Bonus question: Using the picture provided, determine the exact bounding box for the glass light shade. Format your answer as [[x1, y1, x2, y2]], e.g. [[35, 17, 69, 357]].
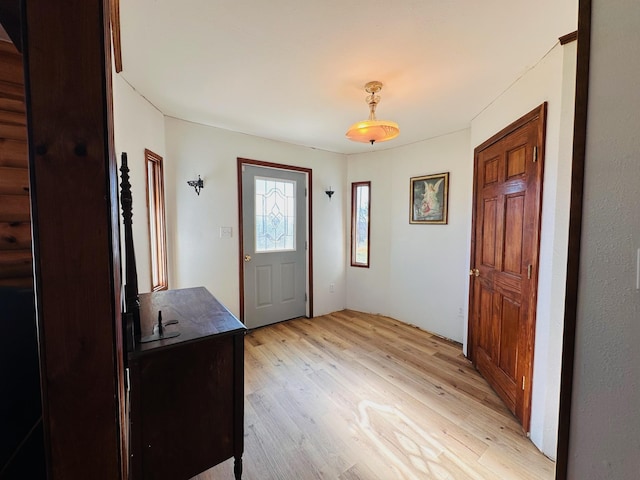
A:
[[345, 119, 400, 144]]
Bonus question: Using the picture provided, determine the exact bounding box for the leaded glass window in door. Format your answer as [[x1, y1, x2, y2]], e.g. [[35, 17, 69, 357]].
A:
[[255, 176, 296, 252]]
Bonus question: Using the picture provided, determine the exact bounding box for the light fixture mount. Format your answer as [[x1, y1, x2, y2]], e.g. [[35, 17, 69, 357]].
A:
[[187, 175, 204, 195], [364, 80, 383, 95], [346, 81, 400, 145], [325, 186, 335, 200]]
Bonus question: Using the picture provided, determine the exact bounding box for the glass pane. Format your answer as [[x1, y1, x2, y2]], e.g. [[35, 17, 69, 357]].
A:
[[255, 176, 296, 252], [352, 182, 370, 267], [145, 149, 168, 291], [147, 161, 159, 283]]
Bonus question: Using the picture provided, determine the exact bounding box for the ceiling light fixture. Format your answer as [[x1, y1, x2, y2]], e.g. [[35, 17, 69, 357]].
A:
[[346, 81, 400, 145]]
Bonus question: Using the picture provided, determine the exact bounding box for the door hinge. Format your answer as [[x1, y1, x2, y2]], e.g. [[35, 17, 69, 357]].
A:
[[305, 187, 307, 197], [305, 292, 308, 302], [305, 241, 308, 251], [527, 264, 532, 279], [125, 367, 130, 392], [522, 376, 526, 390], [533, 146, 538, 163]]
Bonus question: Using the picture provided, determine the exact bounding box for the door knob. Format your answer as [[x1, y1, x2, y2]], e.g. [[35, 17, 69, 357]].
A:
[[469, 268, 480, 277], [244, 255, 252, 262]]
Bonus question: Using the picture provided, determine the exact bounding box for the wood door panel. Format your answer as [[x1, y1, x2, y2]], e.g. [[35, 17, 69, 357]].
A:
[[502, 180, 528, 197], [494, 272, 522, 298], [503, 194, 525, 274], [483, 156, 500, 185], [481, 198, 498, 267], [478, 285, 494, 354], [469, 104, 546, 431], [506, 145, 527, 179], [498, 297, 521, 379], [477, 348, 516, 410]]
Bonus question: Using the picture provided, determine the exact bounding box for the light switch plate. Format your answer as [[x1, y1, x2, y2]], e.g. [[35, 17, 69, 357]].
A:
[[220, 227, 232, 239], [636, 248, 640, 290]]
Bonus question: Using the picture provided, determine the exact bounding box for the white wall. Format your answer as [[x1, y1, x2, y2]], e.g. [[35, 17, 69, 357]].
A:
[[346, 130, 472, 342], [539, 39, 577, 459], [468, 41, 576, 458], [112, 74, 166, 294], [568, 1, 640, 478], [163, 117, 347, 318], [345, 151, 393, 316]]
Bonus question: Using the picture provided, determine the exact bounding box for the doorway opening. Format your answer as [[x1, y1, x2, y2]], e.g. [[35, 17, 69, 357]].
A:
[[237, 158, 313, 328]]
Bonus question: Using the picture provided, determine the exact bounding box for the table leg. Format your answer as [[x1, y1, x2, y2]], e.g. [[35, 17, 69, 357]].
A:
[[234, 456, 243, 479]]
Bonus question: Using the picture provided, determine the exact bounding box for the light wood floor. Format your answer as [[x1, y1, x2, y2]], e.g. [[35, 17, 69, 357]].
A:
[[195, 310, 554, 480]]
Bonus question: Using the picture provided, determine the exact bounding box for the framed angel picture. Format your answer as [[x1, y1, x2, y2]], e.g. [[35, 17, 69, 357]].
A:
[[409, 172, 449, 224]]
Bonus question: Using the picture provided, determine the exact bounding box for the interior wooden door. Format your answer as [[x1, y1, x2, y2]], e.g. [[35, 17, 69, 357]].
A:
[[468, 104, 546, 431]]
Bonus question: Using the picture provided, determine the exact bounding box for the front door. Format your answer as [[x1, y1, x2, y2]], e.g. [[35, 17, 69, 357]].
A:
[[468, 104, 546, 431], [241, 164, 307, 329]]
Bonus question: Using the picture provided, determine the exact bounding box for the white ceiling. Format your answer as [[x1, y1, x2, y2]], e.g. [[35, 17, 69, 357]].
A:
[[119, 1, 578, 155]]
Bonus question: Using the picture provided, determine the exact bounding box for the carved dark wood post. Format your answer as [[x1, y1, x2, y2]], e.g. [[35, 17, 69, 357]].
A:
[[120, 152, 140, 345]]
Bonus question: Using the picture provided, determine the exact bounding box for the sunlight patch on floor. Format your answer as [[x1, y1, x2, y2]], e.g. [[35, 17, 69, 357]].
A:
[[356, 399, 489, 480]]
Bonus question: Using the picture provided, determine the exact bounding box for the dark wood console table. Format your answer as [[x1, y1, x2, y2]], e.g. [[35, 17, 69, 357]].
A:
[[128, 287, 246, 480]]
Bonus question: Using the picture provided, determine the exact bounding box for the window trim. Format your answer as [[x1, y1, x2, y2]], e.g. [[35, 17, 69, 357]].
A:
[[350, 181, 371, 268], [145, 149, 168, 291]]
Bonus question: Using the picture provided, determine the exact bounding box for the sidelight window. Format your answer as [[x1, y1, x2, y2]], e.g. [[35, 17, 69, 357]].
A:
[[145, 149, 168, 291], [351, 181, 371, 267]]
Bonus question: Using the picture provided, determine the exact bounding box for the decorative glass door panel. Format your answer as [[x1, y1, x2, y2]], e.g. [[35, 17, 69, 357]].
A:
[[254, 177, 296, 252]]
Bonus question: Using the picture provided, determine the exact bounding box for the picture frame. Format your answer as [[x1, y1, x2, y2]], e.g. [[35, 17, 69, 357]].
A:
[[409, 172, 449, 224]]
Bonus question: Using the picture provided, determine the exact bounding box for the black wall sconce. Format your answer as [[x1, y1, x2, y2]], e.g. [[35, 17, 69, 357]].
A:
[[325, 186, 335, 200], [187, 175, 204, 195]]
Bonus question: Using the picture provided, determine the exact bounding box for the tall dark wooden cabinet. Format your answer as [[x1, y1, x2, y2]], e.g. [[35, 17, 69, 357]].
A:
[[128, 287, 246, 480]]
